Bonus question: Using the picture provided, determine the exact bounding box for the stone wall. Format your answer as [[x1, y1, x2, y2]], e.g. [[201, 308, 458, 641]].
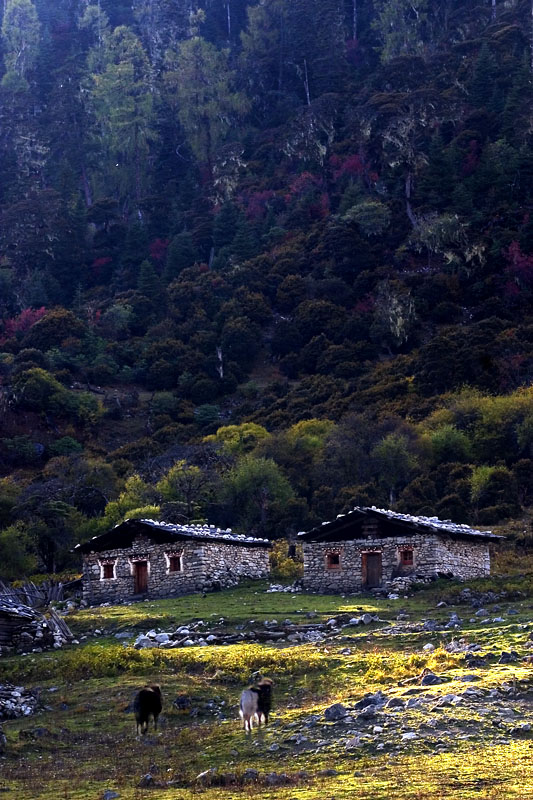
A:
[[82, 534, 270, 604], [201, 541, 270, 588], [302, 533, 490, 593], [434, 535, 490, 579]]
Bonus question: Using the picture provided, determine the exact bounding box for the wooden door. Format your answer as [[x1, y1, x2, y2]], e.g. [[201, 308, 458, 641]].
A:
[[134, 561, 148, 594], [362, 552, 382, 588]]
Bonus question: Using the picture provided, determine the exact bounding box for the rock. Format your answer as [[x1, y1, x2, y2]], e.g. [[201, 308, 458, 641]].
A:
[[265, 773, 288, 786], [499, 651, 519, 664], [436, 694, 462, 707], [137, 774, 154, 788], [318, 769, 338, 777], [196, 769, 217, 785], [346, 736, 362, 749], [421, 672, 444, 686], [423, 643, 435, 651], [423, 620, 439, 631], [102, 792, 120, 800], [475, 609, 489, 617], [386, 697, 405, 709], [492, 617, 505, 623], [510, 723, 532, 736], [324, 703, 347, 721], [401, 732, 417, 741], [357, 705, 377, 720], [388, 593, 400, 600], [361, 613, 374, 625], [154, 633, 170, 644], [268, 743, 280, 752], [242, 769, 259, 782], [114, 633, 130, 640], [134, 636, 156, 649]]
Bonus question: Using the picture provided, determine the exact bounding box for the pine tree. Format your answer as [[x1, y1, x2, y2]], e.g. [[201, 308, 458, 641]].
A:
[[164, 231, 197, 282], [469, 42, 498, 108], [163, 35, 249, 172], [1, 0, 40, 85], [137, 258, 162, 303], [85, 24, 157, 212], [373, 0, 428, 63], [213, 202, 240, 250]]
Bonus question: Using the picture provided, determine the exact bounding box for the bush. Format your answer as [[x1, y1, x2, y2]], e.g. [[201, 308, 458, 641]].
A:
[[269, 539, 303, 580]]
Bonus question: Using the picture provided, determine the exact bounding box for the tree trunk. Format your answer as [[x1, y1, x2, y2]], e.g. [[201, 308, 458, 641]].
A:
[[303, 58, 311, 106], [405, 172, 418, 228]]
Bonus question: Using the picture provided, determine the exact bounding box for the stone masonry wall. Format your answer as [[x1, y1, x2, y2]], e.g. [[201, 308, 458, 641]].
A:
[[82, 534, 270, 604], [302, 533, 490, 593], [434, 536, 490, 579], [201, 542, 270, 588]]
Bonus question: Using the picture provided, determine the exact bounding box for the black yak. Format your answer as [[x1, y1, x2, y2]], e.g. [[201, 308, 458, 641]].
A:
[[133, 684, 162, 735], [239, 677, 273, 733]]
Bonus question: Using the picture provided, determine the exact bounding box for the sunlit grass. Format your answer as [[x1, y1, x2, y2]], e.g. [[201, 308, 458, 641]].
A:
[[2, 579, 533, 799]]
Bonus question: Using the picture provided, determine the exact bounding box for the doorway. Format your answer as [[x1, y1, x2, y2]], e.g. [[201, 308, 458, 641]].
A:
[[362, 552, 382, 588], [134, 561, 148, 594]]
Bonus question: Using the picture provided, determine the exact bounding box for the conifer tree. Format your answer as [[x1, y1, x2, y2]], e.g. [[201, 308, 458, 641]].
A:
[[373, 0, 428, 63], [164, 231, 197, 282], [468, 42, 498, 108], [86, 24, 157, 212], [1, 0, 40, 85], [164, 35, 249, 172]]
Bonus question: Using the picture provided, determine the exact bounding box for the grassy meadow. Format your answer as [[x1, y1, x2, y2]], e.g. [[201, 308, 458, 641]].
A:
[[1, 570, 533, 799]]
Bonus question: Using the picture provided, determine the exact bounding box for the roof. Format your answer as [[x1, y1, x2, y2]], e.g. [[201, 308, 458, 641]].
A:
[[75, 518, 271, 554], [298, 506, 503, 543], [0, 597, 42, 621]]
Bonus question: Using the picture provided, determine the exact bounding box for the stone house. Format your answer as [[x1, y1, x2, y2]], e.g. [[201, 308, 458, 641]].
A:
[[298, 506, 502, 594], [76, 518, 271, 605]]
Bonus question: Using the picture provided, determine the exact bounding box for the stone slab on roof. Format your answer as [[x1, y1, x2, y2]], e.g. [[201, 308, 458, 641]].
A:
[[298, 506, 503, 542], [75, 518, 271, 554]]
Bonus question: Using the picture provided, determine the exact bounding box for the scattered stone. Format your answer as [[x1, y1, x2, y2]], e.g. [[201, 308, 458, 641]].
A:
[[386, 697, 405, 709], [324, 703, 347, 721], [421, 672, 444, 686], [102, 792, 120, 800], [499, 651, 519, 664], [346, 736, 362, 749], [423, 643, 435, 651], [401, 732, 417, 741], [196, 769, 217, 785], [475, 609, 489, 617]]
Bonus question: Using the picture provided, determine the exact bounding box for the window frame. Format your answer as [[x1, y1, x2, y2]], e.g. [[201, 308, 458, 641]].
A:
[[400, 548, 414, 566], [100, 561, 116, 580], [325, 551, 342, 570]]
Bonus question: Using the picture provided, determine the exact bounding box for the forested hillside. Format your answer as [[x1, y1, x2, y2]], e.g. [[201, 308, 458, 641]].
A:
[[1, 0, 533, 578]]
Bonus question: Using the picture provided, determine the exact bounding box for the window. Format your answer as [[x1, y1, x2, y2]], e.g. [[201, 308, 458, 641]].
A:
[[102, 562, 114, 579], [326, 552, 341, 570], [169, 555, 182, 573], [400, 549, 414, 566]]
